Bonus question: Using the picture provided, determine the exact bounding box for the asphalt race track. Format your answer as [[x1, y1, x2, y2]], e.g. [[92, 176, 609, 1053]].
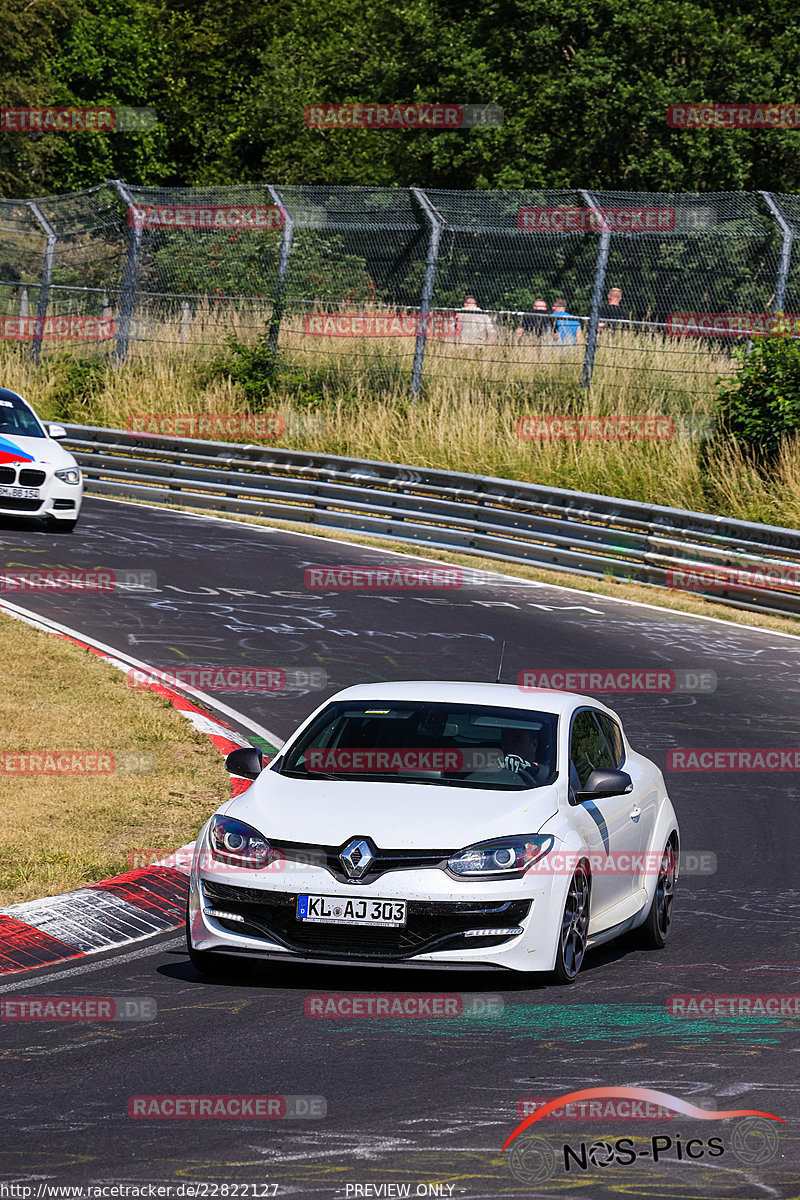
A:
[[1, 496, 799, 1199]]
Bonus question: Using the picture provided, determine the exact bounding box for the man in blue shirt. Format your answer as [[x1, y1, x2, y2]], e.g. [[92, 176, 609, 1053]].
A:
[[551, 299, 584, 345]]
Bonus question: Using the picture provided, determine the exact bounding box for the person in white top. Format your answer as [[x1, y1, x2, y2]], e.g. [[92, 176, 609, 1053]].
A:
[[459, 295, 496, 345]]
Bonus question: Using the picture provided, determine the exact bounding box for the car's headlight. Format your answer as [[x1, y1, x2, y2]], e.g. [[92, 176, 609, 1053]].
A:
[[55, 467, 81, 485], [209, 815, 274, 868], [447, 834, 555, 877]]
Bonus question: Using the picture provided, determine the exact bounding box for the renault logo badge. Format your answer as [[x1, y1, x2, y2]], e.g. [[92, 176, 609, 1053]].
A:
[[339, 837, 375, 880]]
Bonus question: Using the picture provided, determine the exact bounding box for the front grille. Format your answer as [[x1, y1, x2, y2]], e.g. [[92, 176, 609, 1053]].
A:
[[0, 498, 42, 511], [18, 469, 45, 486], [0, 467, 15, 484], [203, 880, 530, 960], [270, 837, 451, 883]]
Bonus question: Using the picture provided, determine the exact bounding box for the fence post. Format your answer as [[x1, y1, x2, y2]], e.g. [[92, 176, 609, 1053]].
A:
[[111, 179, 142, 365], [579, 189, 611, 391], [759, 191, 793, 313], [179, 300, 192, 343], [26, 203, 56, 365], [265, 185, 294, 370], [409, 188, 444, 400]]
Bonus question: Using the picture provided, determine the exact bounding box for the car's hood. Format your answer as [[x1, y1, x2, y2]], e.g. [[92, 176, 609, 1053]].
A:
[[226, 770, 560, 849], [0, 433, 76, 471]]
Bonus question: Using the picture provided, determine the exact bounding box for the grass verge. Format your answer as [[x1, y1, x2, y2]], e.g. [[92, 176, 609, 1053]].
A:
[[0, 610, 230, 906]]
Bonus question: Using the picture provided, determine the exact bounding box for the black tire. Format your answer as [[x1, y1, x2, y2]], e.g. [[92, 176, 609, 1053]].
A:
[[185, 904, 254, 978], [47, 515, 79, 533], [628, 838, 677, 950], [552, 862, 591, 984]]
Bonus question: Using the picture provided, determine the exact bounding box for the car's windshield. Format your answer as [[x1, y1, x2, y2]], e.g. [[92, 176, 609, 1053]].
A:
[[0, 392, 46, 439], [279, 700, 558, 789]]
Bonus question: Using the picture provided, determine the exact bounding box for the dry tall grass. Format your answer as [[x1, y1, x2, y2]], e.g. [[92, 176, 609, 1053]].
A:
[[0, 313, 796, 528]]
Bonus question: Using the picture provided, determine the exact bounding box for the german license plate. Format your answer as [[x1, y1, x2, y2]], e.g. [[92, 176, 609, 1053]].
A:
[[0, 486, 39, 499], [297, 894, 407, 927]]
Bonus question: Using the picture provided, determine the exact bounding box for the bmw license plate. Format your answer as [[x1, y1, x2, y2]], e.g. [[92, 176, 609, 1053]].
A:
[[297, 894, 407, 927], [0, 486, 39, 499]]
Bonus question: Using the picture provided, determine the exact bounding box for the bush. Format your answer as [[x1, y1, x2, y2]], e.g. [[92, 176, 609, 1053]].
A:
[[201, 334, 408, 409], [48, 356, 108, 423], [715, 333, 800, 459], [203, 335, 279, 407]]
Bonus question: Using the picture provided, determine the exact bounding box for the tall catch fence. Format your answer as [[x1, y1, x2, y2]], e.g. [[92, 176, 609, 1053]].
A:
[[0, 183, 798, 400]]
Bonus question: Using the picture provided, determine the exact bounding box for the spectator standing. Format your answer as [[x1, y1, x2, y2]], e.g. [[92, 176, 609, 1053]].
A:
[[459, 295, 496, 345], [598, 286, 626, 331], [514, 298, 553, 345], [551, 299, 584, 345]]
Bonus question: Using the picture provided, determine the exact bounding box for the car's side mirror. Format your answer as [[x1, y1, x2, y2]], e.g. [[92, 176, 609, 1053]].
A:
[[47, 424, 68, 440], [574, 768, 633, 803], [224, 746, 264, 779]]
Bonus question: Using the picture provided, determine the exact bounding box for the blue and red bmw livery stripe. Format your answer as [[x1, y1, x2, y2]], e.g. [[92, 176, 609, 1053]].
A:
[[0, 435, 35, 465]]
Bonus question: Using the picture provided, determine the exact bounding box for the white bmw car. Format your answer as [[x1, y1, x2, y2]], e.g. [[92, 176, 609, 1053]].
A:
[[0, 388, 83, 530], [187, 682, 679, 982]]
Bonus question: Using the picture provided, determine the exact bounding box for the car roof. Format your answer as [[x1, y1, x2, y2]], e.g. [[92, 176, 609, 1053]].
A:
[[0, 388, 30, 406], [327, 681, 604, 717]]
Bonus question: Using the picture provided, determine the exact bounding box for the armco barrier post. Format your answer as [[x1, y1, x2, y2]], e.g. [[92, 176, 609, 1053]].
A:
[[580, 189, 611, 391], [111, 179, 142, 366], [409, 188, 444, 400], [26, 203, 56, 365], [759, 191, 793, 314], [266, 185, 294, 376]]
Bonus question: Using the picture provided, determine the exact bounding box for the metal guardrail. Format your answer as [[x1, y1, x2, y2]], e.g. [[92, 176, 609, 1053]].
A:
[[63, 424, 800, 620]]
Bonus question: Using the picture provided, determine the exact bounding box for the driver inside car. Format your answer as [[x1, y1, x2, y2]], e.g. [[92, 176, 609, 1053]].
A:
[[465, 725, 543, 786]]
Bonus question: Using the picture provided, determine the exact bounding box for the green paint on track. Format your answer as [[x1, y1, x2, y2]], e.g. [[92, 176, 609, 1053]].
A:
[[323, 1003, 785, 1043]]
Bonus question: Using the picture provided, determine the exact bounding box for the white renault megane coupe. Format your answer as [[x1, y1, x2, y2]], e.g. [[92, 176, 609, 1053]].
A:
[[187, 682, 679, 982], [0, 388, 83, 530]]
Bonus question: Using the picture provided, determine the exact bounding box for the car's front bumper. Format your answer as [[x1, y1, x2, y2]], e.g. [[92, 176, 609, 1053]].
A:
[[188, 861, 565, 973], [0, 471, 82, 521]]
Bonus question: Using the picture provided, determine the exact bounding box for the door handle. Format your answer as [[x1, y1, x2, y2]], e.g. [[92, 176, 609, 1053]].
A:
[[629, 806, 641, 821]]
